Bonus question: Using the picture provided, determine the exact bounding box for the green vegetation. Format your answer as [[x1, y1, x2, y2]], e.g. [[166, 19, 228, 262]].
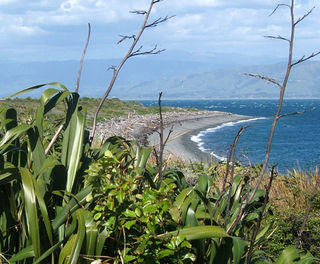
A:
[[0, 84, 319, 263], [0, 96, 193, 127]]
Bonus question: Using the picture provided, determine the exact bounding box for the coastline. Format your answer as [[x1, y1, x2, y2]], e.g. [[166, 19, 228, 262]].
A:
[[95, 110, 253, 163], [146, 112, 253, 162]]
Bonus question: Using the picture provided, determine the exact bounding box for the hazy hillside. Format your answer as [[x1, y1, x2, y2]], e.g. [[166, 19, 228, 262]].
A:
[[0, 55, 319, 99], [117, 61, 320, 99]]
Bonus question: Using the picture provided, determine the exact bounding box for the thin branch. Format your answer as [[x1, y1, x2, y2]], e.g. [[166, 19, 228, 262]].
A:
[[157, 92, 165, 188], [163, 125, 173, 146], [45, 124, 64, 154], [212, 126, 248, 222], [130, 45, 165, 57], [291, 51, 320, 67], [225, 126, 249, 227], [146, 15, 175, 28], [75, 23, 91, 94], [278, 107, 315, 119], [246, 165, 277, 264], [130, 10, 147, 15], [117, 34, 136, 44], [245, 73, 282, 89], [295, 6, 315, 26], [269, 3, 290, 16], [0, 252, 12, 264], [107, 65, 116, 71], [247, 0, 296, 207], [90, 0, 169, 141], [264, 35, 290, 43]]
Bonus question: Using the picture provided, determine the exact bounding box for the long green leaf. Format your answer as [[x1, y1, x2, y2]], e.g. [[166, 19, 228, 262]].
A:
[[232, 237, 247, 264], [59, 235, 77, 264], [58, 209, 86, 264], [27, 127, 46, 176], [9, 82, 68, 98], [134, 145, 151, 169], [51, 185, 92, 232], [8, 245, 34, 263], [0, 124, 30, 154], [20, 168, 41, 260], [32, 173, 53, 246], [69, 209, 86, 264], [0, 168, 19, 186], [158, 225, 228, 241], [61, 97, 85, 193]]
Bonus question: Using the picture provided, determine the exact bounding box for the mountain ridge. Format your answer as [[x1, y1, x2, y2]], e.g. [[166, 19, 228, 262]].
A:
[[0, 56, 319, 99]]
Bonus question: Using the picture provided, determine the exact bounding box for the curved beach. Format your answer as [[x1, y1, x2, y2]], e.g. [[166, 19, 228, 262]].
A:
[[95, 110, 252, 162], [147, 111, 252, 162]]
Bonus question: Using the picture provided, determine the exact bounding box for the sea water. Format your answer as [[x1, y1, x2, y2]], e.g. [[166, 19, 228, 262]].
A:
[[140, 99, 320, 173]]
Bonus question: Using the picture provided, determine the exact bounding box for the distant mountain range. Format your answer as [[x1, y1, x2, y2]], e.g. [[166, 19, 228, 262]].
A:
[[1, 53, 319, 99]]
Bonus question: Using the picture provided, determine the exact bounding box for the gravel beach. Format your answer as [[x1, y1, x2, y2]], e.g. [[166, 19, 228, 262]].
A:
[[96, 110, 252, 162], [147, 111, 252, 162]]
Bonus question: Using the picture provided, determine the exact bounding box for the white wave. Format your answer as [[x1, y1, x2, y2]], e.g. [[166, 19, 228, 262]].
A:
[[210, 152, 227, 162], [202, 117, 267, 135], [190, 117, 268, 158]]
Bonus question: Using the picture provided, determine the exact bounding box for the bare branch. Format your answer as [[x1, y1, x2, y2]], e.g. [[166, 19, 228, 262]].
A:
[[245, 73, 282, 89], [269, 3, 290, 16], [130, 45, 165, 57], [45, 124, 64, 154], [75, 23, 91, 93], [146, 15, 175, 28], [130, 10, 147, 15], [264, 35, 290, 43], [291, 51, 320, 67], [295, 6, 315, 25], [278, 107, 315, 119], [225, 126, 249, 227], [117, 34, 136, 44], [163, 125, 174, 146], [247, 0, 296, 206], [107, 65, 116, 71], [157, 92, 164, 187], [90, 0, 170, 140]]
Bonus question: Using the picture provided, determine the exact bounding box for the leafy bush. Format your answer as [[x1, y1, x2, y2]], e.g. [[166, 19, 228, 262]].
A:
[[85, 139, 194, 263]]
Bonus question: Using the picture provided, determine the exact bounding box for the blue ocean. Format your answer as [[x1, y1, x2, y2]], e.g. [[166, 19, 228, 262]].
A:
[[140, 99, 320, 173]]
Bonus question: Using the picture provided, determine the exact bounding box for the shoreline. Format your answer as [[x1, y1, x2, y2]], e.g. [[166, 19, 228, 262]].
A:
[[95, 110, 253, 163], [146, 112, 253, 162]]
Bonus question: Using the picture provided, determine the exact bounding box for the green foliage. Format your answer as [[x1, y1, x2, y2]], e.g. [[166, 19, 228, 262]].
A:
[[0, 84, 102, 263], [0, 96, 188, 127], [266, 212, 320, 260], [85, 138, 194, 263]]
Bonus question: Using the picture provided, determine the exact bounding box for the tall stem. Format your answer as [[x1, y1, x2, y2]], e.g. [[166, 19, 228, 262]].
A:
[[248, 0, 295, 202]]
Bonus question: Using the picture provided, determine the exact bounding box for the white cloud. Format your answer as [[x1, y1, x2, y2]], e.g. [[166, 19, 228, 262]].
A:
[[0, 0, 319, 61]]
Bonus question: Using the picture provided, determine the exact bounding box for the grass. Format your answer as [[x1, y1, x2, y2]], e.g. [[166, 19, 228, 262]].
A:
[[0, 97, 197, 127]]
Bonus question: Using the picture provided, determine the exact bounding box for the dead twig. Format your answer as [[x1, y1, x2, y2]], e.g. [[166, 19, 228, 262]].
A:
[[45, 124, 64, 154], [264, 35, 290, 43], [157, 92, 173, 187], [246, 0, 319, 206], [75, 23, 91, 93], [245, 73, 282, 89], [90, 0, 171, 141]]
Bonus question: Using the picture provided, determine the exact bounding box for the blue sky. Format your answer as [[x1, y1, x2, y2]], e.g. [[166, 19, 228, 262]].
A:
[[0, 0, 319, 62]]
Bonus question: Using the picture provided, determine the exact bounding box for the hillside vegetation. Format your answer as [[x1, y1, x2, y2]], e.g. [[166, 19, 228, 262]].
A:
[[0, 97, 191, 126]]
